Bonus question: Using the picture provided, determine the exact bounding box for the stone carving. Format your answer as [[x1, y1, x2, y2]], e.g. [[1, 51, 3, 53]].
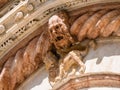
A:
[[15, 11, 24, 22], [55, 49, 88, 82], [0, 0, 120, 62], [0, 4, 120, 90], [0, 19, 39, 52], [27, 4, 34, 11], [0, 25, 5, 35], [48, 11, 88, 85], [44, 51, 59, 85], [0, 30, 52, 90], [47, 11, 75, 85], [70, 9, 120, 41], [46, 9, 120, 85], [0, 0, 8, 8], [48, 11, 74, 50]]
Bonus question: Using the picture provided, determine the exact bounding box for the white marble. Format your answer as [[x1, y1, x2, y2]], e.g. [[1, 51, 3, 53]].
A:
[[18, 42, 120, 90], [17, 67, 52, 90], [85, 42, 120, 73]]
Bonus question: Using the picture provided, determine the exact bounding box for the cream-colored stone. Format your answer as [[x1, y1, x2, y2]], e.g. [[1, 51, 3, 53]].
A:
[[27, 4, 34, 11], [85, 42, 120, 73], [15, 12, 24, 22], [0, 25, 5, 34]]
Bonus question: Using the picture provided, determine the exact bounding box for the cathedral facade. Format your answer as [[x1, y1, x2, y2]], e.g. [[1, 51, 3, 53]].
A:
[[0, 0, 120, 90]]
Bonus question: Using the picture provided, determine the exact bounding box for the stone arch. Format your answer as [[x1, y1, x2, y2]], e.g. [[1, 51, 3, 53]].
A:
[[0, 0, 120, 90]]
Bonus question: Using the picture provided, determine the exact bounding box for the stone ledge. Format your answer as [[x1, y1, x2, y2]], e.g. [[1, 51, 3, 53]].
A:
[[53, 73, 120, 90]]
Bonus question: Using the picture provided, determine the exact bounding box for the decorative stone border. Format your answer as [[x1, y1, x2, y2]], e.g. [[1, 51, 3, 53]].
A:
[[53, 72, 120, 90]]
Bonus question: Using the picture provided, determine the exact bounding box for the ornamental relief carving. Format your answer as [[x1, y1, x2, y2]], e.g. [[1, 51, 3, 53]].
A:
[[1, 0, 120, 61], [0, 0, 120, 90], [0, 7, 120, 90]]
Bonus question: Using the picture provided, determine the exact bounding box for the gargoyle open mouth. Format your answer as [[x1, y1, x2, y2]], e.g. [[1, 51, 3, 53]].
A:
[[55, 36, 63, 41]]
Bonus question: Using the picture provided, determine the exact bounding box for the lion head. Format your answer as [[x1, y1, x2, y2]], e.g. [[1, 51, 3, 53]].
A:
[[48, 11, 74, 50]]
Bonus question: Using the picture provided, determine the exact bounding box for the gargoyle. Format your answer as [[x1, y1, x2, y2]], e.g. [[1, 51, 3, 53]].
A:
[[47, 11, 87, 85], [48, 10, 74, 51], [55, 49, 88, 82]]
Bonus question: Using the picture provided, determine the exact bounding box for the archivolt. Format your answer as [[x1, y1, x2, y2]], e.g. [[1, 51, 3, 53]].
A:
[[0, 31, 51, 90], [0, 9, 120, 90], [70, 9, 120, 41]]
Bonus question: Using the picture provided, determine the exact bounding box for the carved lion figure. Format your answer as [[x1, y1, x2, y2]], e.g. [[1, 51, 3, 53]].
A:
[[48, 10, 74, 50], [55, 48, 88, 81], [47, 11, 87, 85]]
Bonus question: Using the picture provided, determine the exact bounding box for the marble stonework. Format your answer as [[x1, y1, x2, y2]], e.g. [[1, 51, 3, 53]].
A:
[[0, 0, 120, 90], [18, 41, 120, 90]]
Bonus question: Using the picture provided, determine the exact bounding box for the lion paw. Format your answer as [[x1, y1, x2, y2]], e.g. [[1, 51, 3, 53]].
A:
[[79, 65, 86, 74]]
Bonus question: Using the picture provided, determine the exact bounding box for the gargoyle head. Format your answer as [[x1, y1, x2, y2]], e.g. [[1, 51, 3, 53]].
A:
[[48, 11, 74, 50]]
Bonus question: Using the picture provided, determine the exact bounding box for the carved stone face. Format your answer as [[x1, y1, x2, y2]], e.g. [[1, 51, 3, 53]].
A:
[[48, 11, 74, 50]]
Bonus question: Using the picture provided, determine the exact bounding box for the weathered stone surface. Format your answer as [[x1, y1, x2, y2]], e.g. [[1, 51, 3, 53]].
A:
[[70, 9, 120, 41], [17, 41, 120, 90], [0, 0, 8, 8], [0, 32, 51, 90], [0, 2, 120, 90], [48, 11, 74, 50]]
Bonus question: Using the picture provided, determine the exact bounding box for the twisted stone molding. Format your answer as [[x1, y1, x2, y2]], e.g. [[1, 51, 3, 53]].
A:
[[0, 30, 51, 90], [0, 8, 120, 90], [0, 0, 120, 66], [0, 0, 48, 61], [70, 9, 120, 41], [0, 0, 120, 90]]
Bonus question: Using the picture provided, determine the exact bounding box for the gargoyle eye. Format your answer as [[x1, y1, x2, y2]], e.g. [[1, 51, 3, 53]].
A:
[[49, 29, 53, 33], [55, 25, 59, 30]]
